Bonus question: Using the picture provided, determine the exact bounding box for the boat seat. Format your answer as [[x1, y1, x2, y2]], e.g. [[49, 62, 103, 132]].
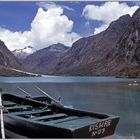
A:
[[6, 105, 32, 112], [11, 109, 52, 116], [48, 116, 96, 129], [3, 101, 17, 107], [47, 116, 79, 124], [32, 113, 67, 121]]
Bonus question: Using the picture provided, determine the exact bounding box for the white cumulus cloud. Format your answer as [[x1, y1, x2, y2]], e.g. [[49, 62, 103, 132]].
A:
[[82, 2, 139, 34], [0, 5, 80, 53]]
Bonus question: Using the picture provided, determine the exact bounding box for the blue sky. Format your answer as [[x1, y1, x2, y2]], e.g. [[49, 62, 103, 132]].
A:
[[0, 1, 139, 52], [0, 2, 38, 31], [0, 1, 105, 36]]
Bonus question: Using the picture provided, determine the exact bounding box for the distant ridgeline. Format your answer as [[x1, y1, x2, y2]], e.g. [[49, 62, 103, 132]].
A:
[[1, 8, 140, 77]]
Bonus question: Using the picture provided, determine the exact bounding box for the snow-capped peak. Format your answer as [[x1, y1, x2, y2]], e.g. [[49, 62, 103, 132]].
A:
[[13, 46, 33, 60]]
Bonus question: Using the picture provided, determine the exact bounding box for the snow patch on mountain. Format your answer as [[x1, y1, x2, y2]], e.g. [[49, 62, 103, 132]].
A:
[[13, 46, 33, 60]]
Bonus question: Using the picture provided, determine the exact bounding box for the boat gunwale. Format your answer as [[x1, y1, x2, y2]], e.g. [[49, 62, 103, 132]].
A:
[[2, 93, 116, 118], [2, 93, 120, 122], [4, 110, 120, 131], [2, 93, 49, 107]]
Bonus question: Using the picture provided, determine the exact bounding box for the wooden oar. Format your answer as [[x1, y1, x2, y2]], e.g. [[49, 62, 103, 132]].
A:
[[34, 85, 63, 107], [0, 93, 5, 139], [17, 87, 31, 98]]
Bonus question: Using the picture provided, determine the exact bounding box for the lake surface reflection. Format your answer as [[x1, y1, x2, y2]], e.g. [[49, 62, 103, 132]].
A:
[[0, 76, 140, 138]]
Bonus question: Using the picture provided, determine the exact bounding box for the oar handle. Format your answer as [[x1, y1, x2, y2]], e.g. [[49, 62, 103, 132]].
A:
[[17, 87, 31, 98], [34, 85, 64, 107]]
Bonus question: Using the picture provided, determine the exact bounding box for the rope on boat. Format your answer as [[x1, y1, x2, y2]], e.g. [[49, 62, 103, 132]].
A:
[[17, 87, 31, 98], [34, 85, 63, 107], [0, 94, 5, 139]]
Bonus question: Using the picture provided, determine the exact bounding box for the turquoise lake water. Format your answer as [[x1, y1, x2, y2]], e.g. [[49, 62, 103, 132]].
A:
[[0, 76, 140, 138]]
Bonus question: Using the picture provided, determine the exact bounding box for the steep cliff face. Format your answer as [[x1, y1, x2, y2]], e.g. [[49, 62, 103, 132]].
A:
[[89, 8, 140, 77], [23, 43, 69, 74], [0, 40, 37, 76], [113, 8, 140, 77], [53, 14, 131, 75], [0, 40, 22, 70], [115, 9, 140, 65]]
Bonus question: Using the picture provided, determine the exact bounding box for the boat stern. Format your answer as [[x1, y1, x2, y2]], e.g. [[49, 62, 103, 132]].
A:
[[72, 116, 120, 138]]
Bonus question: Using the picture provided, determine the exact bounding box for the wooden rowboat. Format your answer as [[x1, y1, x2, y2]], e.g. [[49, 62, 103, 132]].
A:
[[2, 93, 120, 138]]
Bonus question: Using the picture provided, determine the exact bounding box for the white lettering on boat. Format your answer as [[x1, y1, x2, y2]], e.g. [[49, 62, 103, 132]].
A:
[[89, 120, 111, 137], [91, 128, 105, 137]]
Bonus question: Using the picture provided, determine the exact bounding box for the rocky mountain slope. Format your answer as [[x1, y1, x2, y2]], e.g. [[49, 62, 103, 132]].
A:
[[113, 8, 140, 77], [0, 40, 22, 70], [0, 40, 37, 76], [52, 14, 132, 76], [23, 43, 69, 74]]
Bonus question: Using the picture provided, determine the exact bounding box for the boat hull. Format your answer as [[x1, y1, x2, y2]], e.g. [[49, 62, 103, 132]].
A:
[[3, 112, 119, 138], [2, 93, 120, 138]]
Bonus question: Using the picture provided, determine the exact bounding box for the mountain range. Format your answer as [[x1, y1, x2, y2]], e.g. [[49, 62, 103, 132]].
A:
[[52, 14, 132, 76], [22, 43, 69, 75], [1, 8, 140, 77]]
